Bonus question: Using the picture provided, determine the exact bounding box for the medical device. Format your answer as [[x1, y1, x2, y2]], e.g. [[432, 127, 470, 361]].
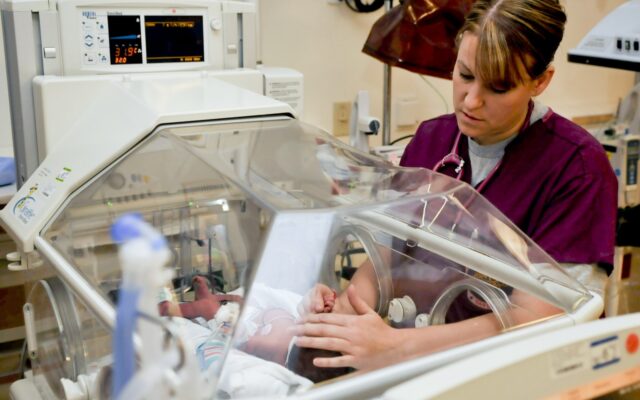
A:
[[567, 0, 640, 208], [0, 63, 604, 399], [383, 312, 640, 400], [567, 0, 640, 318], [601, 134, 640, 208], [567, 0, 640, 72], [1, 0, 303, 187], [349, 90, 381, 153]]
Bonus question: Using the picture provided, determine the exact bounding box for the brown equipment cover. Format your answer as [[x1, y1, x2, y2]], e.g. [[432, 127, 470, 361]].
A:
[[363, 0, 475, 79]]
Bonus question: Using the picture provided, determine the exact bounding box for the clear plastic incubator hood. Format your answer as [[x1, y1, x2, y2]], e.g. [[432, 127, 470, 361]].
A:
[[1, 77, 601, 400]]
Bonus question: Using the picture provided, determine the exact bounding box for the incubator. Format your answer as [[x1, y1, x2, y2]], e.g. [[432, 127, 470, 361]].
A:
[[0, 69, 603, 399]]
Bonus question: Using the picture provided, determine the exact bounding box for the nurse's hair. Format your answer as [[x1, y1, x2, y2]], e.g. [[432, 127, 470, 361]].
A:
[[457, 0, 566, 88]]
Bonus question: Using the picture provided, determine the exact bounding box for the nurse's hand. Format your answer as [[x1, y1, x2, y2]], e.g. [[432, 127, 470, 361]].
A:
[[294, 285, 404, 371], [297, 283, 337, 315]]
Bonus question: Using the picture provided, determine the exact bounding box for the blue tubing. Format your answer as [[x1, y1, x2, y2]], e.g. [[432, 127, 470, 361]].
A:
[[112, 287, 140, 398]]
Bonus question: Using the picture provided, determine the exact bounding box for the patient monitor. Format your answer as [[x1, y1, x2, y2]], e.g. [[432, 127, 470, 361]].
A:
[[1, 0, 303, 186]]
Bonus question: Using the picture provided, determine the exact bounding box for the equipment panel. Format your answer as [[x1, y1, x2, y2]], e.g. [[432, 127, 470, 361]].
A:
[[80, 10, 207, 67]]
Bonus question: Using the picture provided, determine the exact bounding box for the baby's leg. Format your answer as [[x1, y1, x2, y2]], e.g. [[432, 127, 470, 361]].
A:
[[158, 276, 241, 319], [193, 275, 242, 303]]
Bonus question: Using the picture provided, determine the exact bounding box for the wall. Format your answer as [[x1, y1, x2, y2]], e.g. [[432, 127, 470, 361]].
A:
[[0, 1, 634, 151], [259, 0, 636, 145]]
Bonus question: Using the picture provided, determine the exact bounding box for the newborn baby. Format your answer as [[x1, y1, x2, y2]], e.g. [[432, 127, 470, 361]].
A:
[[159, 278, 352, 382]]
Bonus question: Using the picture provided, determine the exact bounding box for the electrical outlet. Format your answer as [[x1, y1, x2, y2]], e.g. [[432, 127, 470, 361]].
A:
[[333, 101, 352, 137]]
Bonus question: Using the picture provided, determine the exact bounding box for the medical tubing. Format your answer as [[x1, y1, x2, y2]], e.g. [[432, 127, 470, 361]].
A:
[[116, 312, 193, 400], [116, 353, 175, 400], [112, 287, 140, 398], [110, 213, 172, 398]]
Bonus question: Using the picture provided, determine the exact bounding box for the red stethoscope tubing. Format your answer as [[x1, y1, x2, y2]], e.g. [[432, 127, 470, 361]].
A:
[[433, 130, 502, 193], [433, 106, 553, 193]]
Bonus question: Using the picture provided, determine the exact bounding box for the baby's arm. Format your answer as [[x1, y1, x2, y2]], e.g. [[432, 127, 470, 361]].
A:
[[242, 308, 296, 366]]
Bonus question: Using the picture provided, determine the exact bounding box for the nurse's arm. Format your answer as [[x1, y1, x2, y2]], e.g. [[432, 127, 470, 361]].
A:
[[298, 288, 563, 370], [392, 289, 564, 360], [331, 259, 379, 314]]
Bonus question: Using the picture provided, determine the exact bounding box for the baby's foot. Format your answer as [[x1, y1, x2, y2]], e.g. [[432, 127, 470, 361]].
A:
[[192, 275, 212, 300]]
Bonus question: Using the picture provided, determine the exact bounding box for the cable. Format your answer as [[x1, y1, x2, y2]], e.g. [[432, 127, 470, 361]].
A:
[[387, 76, 448, 146], [389, 134, 414, 145], [419, 75, 450, 114]]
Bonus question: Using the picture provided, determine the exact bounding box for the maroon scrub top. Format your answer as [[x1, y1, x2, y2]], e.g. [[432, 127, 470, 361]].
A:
[[400, 111, 617, 271]]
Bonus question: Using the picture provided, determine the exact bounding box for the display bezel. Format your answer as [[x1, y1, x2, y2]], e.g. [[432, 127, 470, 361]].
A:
[[74, 5, 217, 74], [144, 15, 205, 64], [107, 14, 143, 65]]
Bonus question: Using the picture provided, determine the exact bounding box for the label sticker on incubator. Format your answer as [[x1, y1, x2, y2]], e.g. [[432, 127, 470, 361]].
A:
[[36, 166, 51, 178], [13, 184, 41, 224], [549, 342, 589, 378], [14, 197, 37, 224], [41, 183, 56, 198], [55, 167, 72, 182], [590, 335, 621, 370]]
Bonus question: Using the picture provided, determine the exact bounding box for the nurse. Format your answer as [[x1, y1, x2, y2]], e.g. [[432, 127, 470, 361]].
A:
[[295, 0, 617, 371]]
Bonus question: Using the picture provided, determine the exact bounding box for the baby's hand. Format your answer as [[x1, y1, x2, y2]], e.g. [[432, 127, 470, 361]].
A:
[[297, 284, 336, 315], [322, 290, 337, 313]]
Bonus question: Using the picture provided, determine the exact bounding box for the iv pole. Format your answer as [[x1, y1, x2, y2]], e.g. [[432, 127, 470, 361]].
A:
[[382, 0, 393, 146]]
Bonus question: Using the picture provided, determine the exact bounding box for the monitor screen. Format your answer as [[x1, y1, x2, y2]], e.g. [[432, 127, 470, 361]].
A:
[[144, 15, 205, 63], [107, 15, 143, 65]]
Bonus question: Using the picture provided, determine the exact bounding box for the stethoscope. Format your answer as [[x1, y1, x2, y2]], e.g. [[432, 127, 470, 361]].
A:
[[433, 131, 467, 180], [432, 104, 551, 193], [432, 130, 501, 193]]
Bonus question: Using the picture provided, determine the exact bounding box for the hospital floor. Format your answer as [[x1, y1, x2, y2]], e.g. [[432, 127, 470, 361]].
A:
[[0, 340, 20, 400], [0, 383, 10, 400]]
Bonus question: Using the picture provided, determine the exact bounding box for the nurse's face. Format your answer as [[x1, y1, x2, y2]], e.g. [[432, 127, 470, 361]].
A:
[[452, 33, 553, 145]]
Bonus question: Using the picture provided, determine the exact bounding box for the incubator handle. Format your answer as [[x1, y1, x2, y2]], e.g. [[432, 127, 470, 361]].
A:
[[22, 303, 37, 360]]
